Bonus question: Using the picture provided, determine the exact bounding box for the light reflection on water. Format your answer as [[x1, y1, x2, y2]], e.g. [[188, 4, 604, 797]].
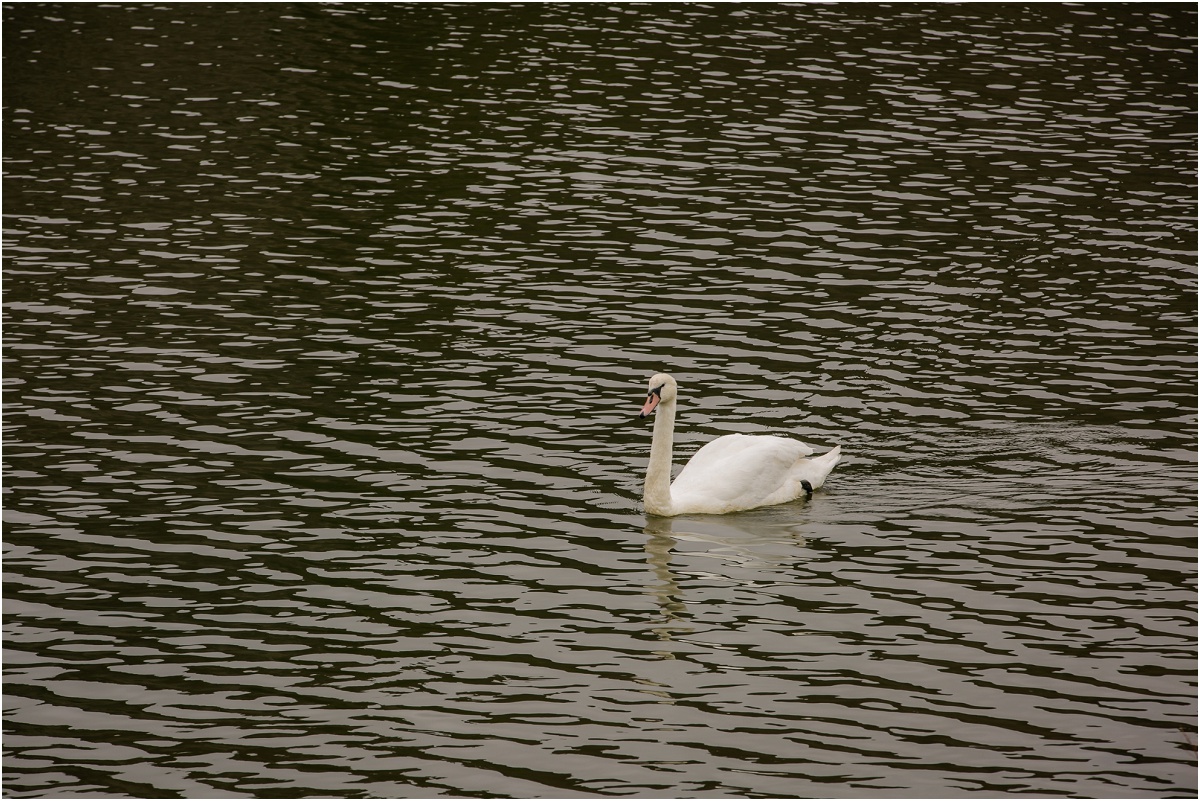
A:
[[4, 2, 1195, 798]]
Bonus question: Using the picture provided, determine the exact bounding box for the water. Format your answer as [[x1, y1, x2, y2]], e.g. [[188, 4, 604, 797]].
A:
[[3, 3, 1195, 798]]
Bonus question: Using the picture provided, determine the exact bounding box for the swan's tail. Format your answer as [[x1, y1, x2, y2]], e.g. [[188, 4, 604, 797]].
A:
[[796, 444, 842, 496]]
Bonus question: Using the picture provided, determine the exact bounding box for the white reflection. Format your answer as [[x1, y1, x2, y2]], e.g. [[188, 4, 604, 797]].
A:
[[641, 510, 811, 651]]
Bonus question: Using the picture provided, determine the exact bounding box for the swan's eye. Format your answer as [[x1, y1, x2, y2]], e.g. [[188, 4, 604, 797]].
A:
[[651, 384, 664, 397]]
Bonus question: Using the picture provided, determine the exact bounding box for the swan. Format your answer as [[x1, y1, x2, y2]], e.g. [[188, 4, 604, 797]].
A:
[[638, 373, 842, 516]]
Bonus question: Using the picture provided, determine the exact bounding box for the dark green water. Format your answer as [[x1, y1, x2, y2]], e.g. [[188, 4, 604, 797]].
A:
[[4, 3, 1195, 798]]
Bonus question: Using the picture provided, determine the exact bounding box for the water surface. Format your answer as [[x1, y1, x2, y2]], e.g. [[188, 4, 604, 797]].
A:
[[4, 3, 1196, 798]]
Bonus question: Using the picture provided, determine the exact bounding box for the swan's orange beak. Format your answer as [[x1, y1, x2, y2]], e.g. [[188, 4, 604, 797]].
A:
[[639, 392, 660, 418]]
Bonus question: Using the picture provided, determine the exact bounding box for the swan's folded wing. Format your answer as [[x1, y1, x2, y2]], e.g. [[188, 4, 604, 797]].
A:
[[672, 434, 813, 505]]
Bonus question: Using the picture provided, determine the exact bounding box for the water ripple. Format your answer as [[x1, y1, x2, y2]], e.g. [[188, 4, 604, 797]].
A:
[[4, 2, 1195, 798]]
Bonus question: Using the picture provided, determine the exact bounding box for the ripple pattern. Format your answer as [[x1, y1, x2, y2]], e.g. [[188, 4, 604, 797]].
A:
[[4, 3, 1195, 798]]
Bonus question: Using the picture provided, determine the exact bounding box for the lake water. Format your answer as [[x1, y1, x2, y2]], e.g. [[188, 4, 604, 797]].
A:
[[4, 3, 1196, 798]]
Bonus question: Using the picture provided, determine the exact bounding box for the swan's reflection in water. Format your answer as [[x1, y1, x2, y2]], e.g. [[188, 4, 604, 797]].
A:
[[641, 510, 811, 654], [642, 522, 688, 651]]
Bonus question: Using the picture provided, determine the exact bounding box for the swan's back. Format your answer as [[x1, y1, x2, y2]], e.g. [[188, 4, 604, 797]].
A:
[[670, 433, 839, 514]]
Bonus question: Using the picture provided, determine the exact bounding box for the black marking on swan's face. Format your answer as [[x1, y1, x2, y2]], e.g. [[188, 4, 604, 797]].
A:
[[639, 383, 666, 419]]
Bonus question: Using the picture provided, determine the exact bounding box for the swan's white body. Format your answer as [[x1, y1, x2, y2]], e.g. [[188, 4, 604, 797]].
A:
[[639, 373, 841, 516]]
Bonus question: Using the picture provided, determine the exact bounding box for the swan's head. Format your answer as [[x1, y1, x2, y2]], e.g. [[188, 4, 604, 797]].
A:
[[639, 373, 677, 418]]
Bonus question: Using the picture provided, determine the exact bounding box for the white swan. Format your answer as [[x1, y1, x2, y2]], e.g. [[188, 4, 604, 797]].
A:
[[638, 373, 842, 516]]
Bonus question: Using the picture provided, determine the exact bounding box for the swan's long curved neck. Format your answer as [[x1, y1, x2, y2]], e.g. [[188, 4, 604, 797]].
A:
[[644, 398, 676, 516]]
